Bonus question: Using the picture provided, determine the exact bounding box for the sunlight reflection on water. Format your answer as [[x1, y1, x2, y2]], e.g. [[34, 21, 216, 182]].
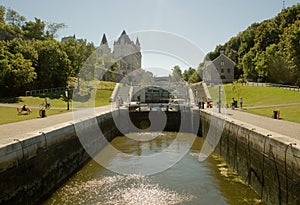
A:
[[50, 175, 194, 205]]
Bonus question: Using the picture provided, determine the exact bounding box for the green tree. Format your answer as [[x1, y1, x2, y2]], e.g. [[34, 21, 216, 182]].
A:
[[182, 67, 196, 81], [231, 80, 243, 100], [22, 18, 46, 40], [5, 8, 25, 27], [61, 38, 95, 77], [0, 50, 36, 96], [46, 22, 67, 38], [7, 38, 38, 66], [35, 40, 71, 88], [0, 6, 5, 23], [264, 44, 293, 84], [171, 65, 182, 82], [242, 49, 258, 81], [189, 71, 201, 84]]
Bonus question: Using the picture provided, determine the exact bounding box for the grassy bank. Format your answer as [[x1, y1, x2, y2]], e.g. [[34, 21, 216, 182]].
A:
[[0, 81, 115, 125], [209, 84, 300, 123], [244, 104, 300, 124], [209, 84, 300, 107]]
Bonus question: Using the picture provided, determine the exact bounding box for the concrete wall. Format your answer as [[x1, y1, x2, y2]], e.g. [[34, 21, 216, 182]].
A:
[[200, 110, 300, 205], [2, 107, 299, 205], [0, 108, 199, 204], [0, 111, 120, 205]]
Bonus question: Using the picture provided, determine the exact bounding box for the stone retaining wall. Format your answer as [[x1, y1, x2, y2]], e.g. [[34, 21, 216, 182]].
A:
[[200, 110, 300, 205], [0, 111, 120, 205]]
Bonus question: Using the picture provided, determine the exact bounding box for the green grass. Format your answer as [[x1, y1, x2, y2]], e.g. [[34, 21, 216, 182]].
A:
[[0, 107, 70, 125], [209, 84, 300, 107], [0, 81, 115, 125], [208, 84, 300, 123], [244, 105, 300, 124]]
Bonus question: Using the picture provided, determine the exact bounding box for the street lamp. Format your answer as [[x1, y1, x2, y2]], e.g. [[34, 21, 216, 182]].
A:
[[65, 89, 70, 110], [218, 85, 222, 113]]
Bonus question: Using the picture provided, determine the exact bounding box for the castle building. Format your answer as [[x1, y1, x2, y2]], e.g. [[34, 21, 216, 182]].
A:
[[100, 30, 142, 76]]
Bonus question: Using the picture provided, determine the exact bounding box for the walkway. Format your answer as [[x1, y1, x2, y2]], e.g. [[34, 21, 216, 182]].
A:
[[225, 108, 300, 141], [0, 105, 112, 146], [243, 102, 300, 109], [0, 103, 300, 146]]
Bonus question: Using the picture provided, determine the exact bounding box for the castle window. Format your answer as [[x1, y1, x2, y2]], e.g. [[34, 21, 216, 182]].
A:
[[220, 61, 225, 66], [227, 68, 231, 73], [221, 68, 224, 73], [221, 75, 225, 79]]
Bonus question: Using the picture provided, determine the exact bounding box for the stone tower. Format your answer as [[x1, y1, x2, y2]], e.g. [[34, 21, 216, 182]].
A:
[[113, 30, 142, 74], [99, 33, 112, 55]]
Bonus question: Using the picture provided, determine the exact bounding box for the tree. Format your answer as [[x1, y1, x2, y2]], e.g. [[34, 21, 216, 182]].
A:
[[182, 67, 196, 81], [242, 49, 258, 81], [46, 22, 67, 38], [171, 65, 182, 82], [0, 6, 5, 23], [0, 51, 36, 96], [231, 80, 243, 100], [35, 40, 71, 88], [189, 71, 201, 84], [264, 44, 293, 84], [7, 38, 38, 66], [22, 18, 46, 40], [5, 8, 25, 27]]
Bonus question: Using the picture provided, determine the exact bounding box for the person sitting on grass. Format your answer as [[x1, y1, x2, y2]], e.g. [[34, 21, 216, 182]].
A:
[[17, 105, 32, 114]]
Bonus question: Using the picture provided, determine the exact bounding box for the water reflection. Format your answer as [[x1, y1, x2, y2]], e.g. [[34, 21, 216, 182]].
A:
[[44, 132, 264, 205]]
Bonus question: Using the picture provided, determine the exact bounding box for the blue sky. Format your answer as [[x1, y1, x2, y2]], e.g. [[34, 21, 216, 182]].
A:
[[1, 0, 299, 73]]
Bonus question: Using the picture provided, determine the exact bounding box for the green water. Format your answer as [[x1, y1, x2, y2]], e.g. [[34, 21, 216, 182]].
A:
[[44, 132, 264, 205]]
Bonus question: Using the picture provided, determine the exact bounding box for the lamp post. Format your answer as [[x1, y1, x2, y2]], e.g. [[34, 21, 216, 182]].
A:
[[65, 89, 70, 110], [218, 85, 222, 113]]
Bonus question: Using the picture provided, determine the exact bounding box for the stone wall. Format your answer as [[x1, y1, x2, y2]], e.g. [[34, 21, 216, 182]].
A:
[[3, 107, 299, 205], [200, 110, 300, 205], [0, 108, 199, 204], [0, 111, 120, 205]]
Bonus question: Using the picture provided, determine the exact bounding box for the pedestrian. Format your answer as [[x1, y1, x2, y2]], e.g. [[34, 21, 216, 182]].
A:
[[231, 98, 235, 109], [45, 98, 50, 109], [240, 97, 243, 108]]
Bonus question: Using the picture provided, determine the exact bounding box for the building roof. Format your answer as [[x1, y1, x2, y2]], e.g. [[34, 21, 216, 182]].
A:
[[115, 30, 132, 44], [212, 54, 236, 65], [136, 37, 140, 46], [100, 33, 108, 45]]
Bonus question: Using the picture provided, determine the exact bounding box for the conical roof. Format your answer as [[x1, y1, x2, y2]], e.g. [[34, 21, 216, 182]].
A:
[[121, 30, 127, 35], [136, 37, 140, 46], [116, 30, 131, 44], [101, 34, 108, 45]]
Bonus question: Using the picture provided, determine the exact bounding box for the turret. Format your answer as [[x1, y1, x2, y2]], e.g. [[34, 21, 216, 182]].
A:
[[100, 33, 111, 55]]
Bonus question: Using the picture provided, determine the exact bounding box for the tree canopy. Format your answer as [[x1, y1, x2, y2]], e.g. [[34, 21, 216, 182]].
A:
[[206, 4, 300, 85], [0, 6, 96, 97]]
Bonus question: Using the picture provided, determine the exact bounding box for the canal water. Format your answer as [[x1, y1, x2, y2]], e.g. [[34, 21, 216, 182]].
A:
[[44, 132, 265, 205]]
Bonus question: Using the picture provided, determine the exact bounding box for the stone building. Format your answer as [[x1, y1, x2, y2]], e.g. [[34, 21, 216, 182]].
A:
[[202, 51, 235, 85], [100, 30, 142, 76]]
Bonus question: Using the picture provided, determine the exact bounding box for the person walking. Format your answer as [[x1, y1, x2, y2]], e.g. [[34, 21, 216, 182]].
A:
[[231, 98, 235, 109], [239, 97, 243, 109]]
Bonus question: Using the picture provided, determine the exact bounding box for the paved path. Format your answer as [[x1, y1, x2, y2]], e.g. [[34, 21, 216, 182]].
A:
[[1, 103, 300, 146], [243, 102, 300, 109], [0, 105, 113, 146], [225, 108, 300, 141]]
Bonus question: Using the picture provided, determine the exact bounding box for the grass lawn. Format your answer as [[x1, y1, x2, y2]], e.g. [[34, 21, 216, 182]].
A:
[[209, 84, 300, 107], [0, 81, 115, 125], [0, 107, 70, 125], [208, 84, 300, 123], [244, 105, 300, 124]]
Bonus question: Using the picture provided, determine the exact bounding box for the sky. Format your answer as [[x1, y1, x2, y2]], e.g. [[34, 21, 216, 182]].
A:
[[0, 0, 299, 75]]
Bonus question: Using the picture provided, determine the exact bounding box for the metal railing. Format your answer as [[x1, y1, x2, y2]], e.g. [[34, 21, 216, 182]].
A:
[[247, 82, 300, 91], [25, 87, 66, 96]]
